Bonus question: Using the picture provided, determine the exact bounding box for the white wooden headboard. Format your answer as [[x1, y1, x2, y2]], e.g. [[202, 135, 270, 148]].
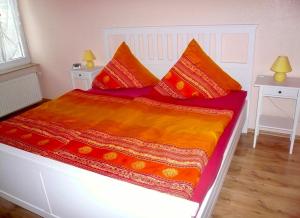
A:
[[104, 25, 257, 131]]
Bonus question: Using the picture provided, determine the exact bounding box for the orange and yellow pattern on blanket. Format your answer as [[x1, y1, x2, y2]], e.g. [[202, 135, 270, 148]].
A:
[[0, 90, 233, 199]]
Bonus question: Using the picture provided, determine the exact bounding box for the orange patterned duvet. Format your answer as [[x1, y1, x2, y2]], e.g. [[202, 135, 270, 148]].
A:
[[0, 90, 233, 199]]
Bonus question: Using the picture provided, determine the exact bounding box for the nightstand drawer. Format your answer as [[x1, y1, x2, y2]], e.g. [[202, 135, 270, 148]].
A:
[[263, 86, 298, 98], [71, 71, 89, 79], [70, 66, 102, 90]]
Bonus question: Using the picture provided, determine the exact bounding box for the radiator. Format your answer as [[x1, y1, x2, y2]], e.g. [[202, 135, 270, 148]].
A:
[[0, 72, 42, 117]]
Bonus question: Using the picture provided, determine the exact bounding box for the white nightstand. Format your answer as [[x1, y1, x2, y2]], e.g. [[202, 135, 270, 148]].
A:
[[253, 75, 300, 154], [70, 66, 102, 90]]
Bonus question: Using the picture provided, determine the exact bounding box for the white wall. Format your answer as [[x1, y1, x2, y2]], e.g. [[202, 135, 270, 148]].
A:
[[19, 0, 300, 134]]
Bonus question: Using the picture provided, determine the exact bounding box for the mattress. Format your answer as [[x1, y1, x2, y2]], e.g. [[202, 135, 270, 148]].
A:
[[0, 87, 246, 203]]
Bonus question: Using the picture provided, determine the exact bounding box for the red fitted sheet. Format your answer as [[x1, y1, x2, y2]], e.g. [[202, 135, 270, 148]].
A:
[[88, 86, 153, 98]]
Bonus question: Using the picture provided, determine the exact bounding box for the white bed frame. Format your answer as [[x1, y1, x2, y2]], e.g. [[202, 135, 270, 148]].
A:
[[0, 25, 256, 218]]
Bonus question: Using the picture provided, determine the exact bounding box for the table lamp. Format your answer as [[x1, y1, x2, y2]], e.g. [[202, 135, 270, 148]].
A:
[[271, 56, 292, 83], [83, 49, 96, 69]]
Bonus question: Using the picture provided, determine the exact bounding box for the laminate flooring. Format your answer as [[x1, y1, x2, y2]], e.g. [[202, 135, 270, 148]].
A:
[[0, 133, 299, 218], [213, 133, 300, 218]]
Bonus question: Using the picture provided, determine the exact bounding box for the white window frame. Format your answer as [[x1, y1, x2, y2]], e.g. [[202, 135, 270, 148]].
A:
[[0, 0, 30, 73]]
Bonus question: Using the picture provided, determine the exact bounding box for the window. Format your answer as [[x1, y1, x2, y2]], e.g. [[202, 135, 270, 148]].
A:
[[0, 0, 30, 72]]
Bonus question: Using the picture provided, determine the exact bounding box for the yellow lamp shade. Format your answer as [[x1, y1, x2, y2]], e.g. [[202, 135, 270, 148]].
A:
[[83, 50, 96, 69], [271, 56, 292, 73], [83, 50, 96, 61], [271, 56, 292, 83]]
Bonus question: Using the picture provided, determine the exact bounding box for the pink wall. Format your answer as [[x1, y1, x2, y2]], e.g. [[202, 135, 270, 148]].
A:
[[19, 0, 300, 132]]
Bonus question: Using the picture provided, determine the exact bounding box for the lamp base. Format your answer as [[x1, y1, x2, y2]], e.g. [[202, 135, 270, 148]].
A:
[[273, 72, 287, 83], [85, 61, 95, 70]]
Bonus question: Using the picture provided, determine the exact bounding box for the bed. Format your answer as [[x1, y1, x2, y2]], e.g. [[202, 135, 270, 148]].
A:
[[0, 25, 256, 218]]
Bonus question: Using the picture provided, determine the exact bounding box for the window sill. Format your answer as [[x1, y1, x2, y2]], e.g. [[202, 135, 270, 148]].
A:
[[0, 63, 39, 82], [0, 63, 38, 74]]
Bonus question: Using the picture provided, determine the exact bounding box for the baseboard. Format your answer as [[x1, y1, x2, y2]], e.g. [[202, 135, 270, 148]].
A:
[[247, 128, 300, 141], [42, 98, 51, 102], [0, 191, 51, 218], [0, 99, 49, 121]]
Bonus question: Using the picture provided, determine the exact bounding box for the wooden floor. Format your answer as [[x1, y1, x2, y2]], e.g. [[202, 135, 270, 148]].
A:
[[0, 133, 299, 217], [213, 133, 300, 218], [0, 197, 41, 218]]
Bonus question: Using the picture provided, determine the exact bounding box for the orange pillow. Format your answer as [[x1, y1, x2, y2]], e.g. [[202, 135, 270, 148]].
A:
[[92, 42, 158, 89], [154, 39, 241, 99]]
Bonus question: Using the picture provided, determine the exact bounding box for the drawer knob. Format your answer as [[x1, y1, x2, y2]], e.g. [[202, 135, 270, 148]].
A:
[[278, 90, 282, 94]]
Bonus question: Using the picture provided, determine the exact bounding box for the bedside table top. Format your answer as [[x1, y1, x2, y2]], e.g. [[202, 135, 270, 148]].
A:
[[71, 66, 102, 73], [255, 75, 300, 89]]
